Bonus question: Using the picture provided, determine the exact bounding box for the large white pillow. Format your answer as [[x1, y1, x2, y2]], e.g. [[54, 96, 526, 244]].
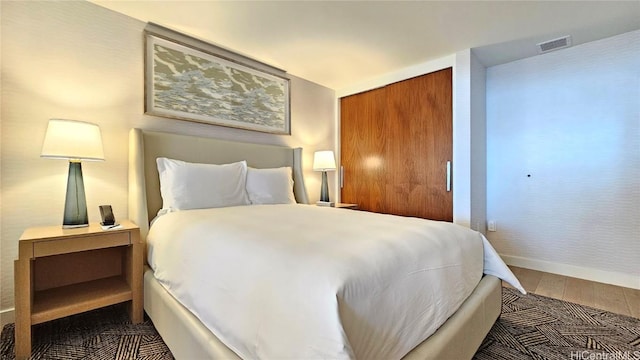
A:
[[246, 167, 296, 205], [157, 158, 250, 211]]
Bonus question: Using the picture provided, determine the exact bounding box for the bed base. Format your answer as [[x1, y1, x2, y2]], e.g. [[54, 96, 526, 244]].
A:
[[144, 267, 501, 360]]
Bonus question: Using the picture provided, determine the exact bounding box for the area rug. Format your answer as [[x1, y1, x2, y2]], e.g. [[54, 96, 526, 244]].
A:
[[1, 288, 638, 359], [0, 305, 173, 360], [474, 287, 640, 360]]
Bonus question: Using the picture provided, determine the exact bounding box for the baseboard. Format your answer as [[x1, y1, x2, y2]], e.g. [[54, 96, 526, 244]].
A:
[[501, 254, 640, 290], [1, 308, 15, 327]]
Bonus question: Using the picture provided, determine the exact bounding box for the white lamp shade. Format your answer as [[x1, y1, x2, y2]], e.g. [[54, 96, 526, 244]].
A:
[[313, 150, 336, 171], [41, 119, 104, 161]]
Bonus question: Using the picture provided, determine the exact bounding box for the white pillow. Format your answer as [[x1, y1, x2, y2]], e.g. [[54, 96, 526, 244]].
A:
[[157, 158, 250, 211], [246, 167, 296, 205]]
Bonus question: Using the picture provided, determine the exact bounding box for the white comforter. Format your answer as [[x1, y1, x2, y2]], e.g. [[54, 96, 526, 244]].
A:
[[147, 204, 523, 360]]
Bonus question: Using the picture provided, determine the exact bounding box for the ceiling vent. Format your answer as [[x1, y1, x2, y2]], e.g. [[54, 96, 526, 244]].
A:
[[537, 35, 572, 54]]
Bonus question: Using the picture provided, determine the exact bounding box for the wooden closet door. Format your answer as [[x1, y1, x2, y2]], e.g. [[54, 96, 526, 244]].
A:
[[340, 87, 387, 213], [340, 68, 452, 221], [385, 68, 452, 221]]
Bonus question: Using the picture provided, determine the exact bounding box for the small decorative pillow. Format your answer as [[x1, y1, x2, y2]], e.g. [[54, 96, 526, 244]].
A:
[[246, 167, 296, 205], [157, 158, 250, 211]]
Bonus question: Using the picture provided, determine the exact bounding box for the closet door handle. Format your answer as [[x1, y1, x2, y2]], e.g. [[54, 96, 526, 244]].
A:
[[446, 161, 451, 192], [340, 166, 344, 188]]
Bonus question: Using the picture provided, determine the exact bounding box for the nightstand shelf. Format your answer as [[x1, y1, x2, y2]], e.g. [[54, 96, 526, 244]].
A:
[[32, 276, 132, 325], [14, 220, 142, 359]]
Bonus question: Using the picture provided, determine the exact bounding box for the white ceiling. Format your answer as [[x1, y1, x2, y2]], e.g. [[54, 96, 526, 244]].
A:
[[91, 1, 640, 90]]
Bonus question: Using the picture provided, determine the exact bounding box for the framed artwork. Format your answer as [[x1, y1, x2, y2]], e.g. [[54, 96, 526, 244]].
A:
[[145, 33, 290, 134]]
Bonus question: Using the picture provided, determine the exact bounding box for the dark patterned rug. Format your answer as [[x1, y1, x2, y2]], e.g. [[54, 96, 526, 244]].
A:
[[1, 287, 638, 359], [475, 287, 640, 360], [0, 305, 173, 360]]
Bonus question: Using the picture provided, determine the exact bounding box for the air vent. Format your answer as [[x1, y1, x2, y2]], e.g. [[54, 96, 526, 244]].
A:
[[537, 35, 572, 54]]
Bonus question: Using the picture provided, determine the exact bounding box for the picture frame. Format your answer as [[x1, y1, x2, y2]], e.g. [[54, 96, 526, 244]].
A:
[[145, 33, 290, 135]]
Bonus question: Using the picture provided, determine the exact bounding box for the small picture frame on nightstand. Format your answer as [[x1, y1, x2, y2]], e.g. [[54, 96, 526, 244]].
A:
[[99, 205, 115, 226]]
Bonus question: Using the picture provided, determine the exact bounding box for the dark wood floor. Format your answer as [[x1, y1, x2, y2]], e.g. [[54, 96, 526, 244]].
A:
[[504, 266, 639, 319]]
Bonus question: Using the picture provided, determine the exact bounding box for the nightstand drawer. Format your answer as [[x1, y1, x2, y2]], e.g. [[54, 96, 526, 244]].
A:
[[33, 232, 131, 257]]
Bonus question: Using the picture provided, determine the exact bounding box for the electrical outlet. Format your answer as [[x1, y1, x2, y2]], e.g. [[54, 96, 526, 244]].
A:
[[488, 221, 497, 232]]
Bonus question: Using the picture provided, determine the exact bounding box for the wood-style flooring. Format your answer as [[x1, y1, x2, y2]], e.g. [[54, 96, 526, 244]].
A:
[[504, 266, 639, 319]]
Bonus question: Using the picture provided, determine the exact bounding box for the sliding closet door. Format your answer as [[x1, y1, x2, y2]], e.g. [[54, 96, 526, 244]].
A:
[[340, 87, 387, 213], [385, 68, 452, 220], [340, 67, 452, 221]]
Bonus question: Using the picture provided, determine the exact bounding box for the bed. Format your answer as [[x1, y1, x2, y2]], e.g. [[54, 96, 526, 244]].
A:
[[128, 128, 521, 359]]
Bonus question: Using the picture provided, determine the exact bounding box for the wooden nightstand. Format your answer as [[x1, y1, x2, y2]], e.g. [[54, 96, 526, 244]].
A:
[[333, 203, 359, 209], [14, 220, 142, 359]]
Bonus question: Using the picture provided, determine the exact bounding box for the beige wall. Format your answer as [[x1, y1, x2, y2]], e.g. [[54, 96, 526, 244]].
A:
[[0, 1, 336, 316]]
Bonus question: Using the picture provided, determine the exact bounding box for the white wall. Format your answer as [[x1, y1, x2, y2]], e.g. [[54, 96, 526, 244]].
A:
[[453, 51, 472, 228], [486, 30, 640, 289], [0, 1, 336, 321], [452, 49, 488, 232], [470, 51, 487, 234]]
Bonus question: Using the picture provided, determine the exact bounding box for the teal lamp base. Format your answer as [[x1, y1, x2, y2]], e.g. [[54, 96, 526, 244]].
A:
[[62, 161, 89, 228], [320, 171, 330, 202]]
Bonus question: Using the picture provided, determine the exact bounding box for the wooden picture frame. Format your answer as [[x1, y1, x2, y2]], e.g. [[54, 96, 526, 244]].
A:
[[145, 32, 290, 135]]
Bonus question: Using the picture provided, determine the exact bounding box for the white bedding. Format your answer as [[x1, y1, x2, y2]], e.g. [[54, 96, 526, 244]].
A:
[[147, 204, 523, 360]]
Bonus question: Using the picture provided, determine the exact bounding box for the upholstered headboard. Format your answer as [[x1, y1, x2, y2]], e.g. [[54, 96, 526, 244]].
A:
[[128, 129, 309, 239]]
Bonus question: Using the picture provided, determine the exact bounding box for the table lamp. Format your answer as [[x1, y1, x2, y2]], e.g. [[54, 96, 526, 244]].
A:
[[313, 150, 336, 206], [41, 119, 104, 228]]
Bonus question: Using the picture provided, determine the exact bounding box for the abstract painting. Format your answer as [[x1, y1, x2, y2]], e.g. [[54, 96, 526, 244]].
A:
[[145, 34, 290, 134]]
